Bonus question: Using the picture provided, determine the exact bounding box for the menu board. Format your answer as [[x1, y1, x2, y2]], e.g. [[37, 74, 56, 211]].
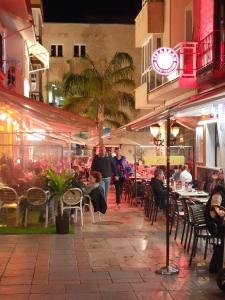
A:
[[196, 126, 204, 164]]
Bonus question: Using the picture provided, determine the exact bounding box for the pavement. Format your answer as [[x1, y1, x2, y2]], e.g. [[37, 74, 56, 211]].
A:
[[0, 187, 224, 299]]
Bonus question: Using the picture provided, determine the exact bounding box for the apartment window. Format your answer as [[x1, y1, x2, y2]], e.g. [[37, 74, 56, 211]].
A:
[[51, 45, 63, 57], [74, 45, 86, 57]]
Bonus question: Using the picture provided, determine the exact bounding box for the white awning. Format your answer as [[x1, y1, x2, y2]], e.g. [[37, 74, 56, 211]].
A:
[[0, 10, 36, 44], [27, 40, 49, 69]]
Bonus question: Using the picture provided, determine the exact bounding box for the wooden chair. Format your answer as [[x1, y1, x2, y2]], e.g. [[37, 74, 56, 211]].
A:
[[0, 187, 20, 226], [62, 188, 84, 226], [24, 188, 49, 228]]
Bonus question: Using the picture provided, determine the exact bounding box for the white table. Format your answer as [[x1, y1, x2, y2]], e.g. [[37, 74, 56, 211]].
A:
[[192, 197, 209, 204], [174, 189, 209, 198]]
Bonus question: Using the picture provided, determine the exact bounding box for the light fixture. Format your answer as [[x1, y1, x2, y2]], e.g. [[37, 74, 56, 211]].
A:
[[171, 125, 180, 138], [150, 124, 160, 137], [0, 113, 7, 121], [150, 124, 164, 146]]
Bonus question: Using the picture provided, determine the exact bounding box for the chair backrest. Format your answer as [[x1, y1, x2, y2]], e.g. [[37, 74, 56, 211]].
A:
[[27, 188, 48, 206], [188, 204, 206, 226], [0, 187, 18, 204], [63, 188, 83, 206]]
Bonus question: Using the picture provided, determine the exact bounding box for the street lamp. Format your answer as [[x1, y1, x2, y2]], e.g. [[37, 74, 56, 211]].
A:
[[150, 124, 164, 146]]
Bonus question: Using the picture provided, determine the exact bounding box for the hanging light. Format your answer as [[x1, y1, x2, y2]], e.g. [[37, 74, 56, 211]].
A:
[[150, 124, 161, 137], [171, 125, 180, 138], [150, 124, 164, 146], [0, 112, 7, 121]]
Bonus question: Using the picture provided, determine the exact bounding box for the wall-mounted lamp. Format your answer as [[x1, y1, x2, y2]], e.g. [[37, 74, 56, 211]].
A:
[[171, 125, 180, 138], [150, 124, 164, 146], [170, 124, 180, 145], [150, 123, 181, 146]]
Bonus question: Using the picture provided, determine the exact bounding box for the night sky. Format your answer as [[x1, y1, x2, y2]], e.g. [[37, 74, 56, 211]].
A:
[[43, 0, 141, 24]]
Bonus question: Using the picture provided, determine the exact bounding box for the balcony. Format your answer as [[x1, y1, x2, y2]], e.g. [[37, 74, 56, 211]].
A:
[[29, 91, 43, 102], [135, 42, 197, 109], [135, 0, 164, 47], [197, 30, 225, 89]]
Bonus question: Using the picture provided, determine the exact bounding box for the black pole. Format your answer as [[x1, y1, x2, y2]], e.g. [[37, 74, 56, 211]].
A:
[[156, 114, 179, 275], [166, 116, 171, 268], [134, 146, 137, 198]]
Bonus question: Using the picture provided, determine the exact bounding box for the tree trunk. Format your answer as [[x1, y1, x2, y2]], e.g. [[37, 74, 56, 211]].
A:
[[97, 103, 104, 145]]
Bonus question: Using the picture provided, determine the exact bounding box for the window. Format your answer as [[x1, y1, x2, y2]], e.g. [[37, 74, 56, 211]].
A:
[[74, 45, 86, 57], [51, 45, 63, 57]]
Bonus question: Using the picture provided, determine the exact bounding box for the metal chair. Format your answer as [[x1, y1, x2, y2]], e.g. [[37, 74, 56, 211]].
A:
[[169, 194, 184, 240], [0, 187, 20, 226], [24, 187, 49, 228], [62, 188, 83, 226], [188, 204, 211, 265], [148, 185, 159, 225]]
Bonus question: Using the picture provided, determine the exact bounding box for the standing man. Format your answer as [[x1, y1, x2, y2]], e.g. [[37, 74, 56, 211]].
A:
[[91, 145, 116, 204], [113, 148, 129, 208]]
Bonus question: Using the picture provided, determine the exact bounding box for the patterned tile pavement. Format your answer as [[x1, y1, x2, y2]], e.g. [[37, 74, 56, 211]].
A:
[[0, 187, 224, 299]]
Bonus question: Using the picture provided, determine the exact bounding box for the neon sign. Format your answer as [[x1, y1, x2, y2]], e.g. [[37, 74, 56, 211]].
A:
[[151, 47, 179, 76]]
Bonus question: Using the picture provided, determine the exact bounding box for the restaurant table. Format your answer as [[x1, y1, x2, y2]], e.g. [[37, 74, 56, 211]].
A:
[[192, 197, 209, 204], [173, 189, 209, 198]]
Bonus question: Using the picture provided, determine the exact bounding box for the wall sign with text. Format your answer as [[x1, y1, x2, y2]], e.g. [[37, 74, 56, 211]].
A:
[[151, 47, 179, 76]]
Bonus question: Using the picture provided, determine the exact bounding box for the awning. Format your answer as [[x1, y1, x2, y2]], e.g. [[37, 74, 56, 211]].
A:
[[88, 136, 141, 147], [0, 86, 96, 137], [27, 40, 49, 69], [117, 85, 225, 132], [0, 9, 36, 44]]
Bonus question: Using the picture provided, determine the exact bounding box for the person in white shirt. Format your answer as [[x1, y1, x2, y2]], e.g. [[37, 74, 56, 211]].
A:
[[180, 165, 192, 184]]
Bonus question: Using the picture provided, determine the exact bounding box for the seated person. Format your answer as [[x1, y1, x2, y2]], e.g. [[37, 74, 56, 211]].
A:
[[151, 168, 167, 209], [86, 171, 107, 214], [205, 185, 225, 273], [30, 167, 47, 189], [180, 164, 192, 184], [172, 165, 183, 182]]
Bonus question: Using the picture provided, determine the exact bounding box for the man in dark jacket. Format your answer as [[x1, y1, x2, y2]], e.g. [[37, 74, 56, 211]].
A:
[[91, 145, 116, 203], [151, 168, 166, 209]]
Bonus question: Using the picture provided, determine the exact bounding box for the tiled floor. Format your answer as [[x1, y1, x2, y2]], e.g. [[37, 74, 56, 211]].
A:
[[0, 187, 225, 299]]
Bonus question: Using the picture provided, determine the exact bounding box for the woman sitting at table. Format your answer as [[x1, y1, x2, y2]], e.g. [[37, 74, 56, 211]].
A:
[[151, 168, 167, 209], [205, 185, 225, 273], [86, 171, 107, 214]]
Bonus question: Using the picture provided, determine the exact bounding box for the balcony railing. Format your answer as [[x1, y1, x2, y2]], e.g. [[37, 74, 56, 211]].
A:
[[29, 91, 43, 102], [197, 30, 225, 72]]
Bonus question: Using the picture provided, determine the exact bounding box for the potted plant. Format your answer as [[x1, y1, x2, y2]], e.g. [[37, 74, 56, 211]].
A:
[[46, 168, 73, 234]]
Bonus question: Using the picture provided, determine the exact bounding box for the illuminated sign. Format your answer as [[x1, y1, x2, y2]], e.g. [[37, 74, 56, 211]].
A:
[[143, 156, 185, 166], [151, 47, 179, 75]]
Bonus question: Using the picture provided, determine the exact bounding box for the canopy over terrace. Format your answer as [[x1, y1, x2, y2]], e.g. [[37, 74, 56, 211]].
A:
[[0, 86, 96, 137], [0, 87, 96, 171]]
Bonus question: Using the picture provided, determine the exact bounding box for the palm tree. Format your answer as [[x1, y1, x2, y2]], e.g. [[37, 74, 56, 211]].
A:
[[62, 52, 136, 144]]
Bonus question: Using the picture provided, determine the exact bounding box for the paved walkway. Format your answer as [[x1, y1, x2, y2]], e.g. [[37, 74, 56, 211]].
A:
[[0, 188, 224, 299]]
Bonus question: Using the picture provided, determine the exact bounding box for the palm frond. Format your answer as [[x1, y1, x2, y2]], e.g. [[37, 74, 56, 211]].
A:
[[104, 108, 130, 124], [107, 65, 135, 83], [63, 73, 88, 96], [108, 52, 134, 70], [82, 68, 101, 79], [116, 92, 135, 108], [112, 78, 135, 89], [104, 118, 122, 128], [63, 96, 93, 113]]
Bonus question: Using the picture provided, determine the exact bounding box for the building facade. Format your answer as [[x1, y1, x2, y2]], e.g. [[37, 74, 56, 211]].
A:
[[133, 0, 225, 178], [42, 23, 141, 105]]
